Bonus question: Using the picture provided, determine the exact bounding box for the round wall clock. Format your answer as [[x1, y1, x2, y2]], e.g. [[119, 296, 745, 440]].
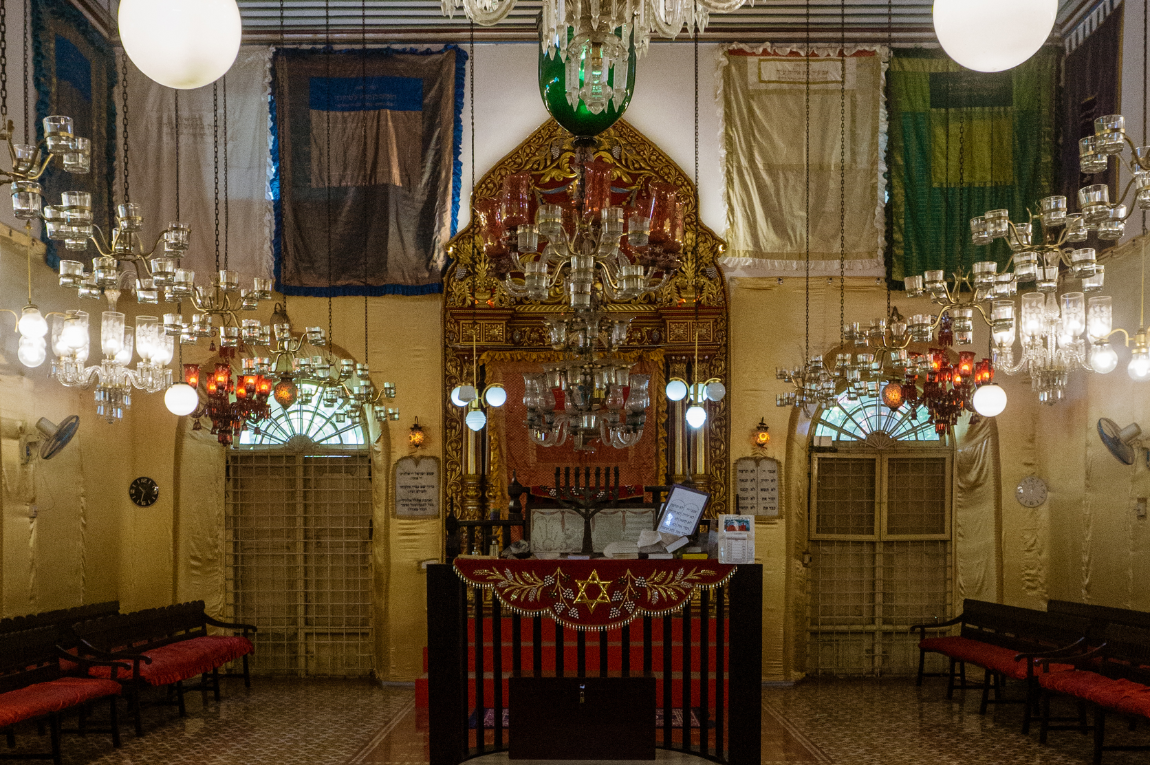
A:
[[129, 477, 160, 507], [1015, 476, 1048, 508]]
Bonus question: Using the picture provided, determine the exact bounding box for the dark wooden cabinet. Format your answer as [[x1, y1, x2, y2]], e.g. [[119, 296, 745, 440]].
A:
[[509, 675, 656, 760]]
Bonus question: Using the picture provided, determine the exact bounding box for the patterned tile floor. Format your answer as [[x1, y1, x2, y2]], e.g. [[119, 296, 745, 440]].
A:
[[4, 676, 1147, 764]]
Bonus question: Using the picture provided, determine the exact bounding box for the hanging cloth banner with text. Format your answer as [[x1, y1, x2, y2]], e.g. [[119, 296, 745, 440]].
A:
[[718, 45, 886, 277], [271, 46, 465, 296]]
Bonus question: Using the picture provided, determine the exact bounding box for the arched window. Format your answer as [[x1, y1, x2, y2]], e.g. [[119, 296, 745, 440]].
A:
[[238, 383, 366, 449], [813, 393, 941, 444]]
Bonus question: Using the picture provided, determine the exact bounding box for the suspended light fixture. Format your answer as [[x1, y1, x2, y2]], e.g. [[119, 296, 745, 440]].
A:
[[118, 0, 242, 90], [932, 0, 1056, 73]]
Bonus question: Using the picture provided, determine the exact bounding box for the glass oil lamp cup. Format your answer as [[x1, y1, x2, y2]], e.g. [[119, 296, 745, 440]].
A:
[[219, 326, 240, 348], [61, 191, 92, 220], [191, 313, 213, 338], [1136, 170, 1150, 210], [339, 359, 356, 381], [1070, 248, 1097, 278], [972, 261, 997, 290], [43, 116, 73, 153], [163, 313, 185, 336], [150, 257, 176, 287], [984, 209, 1010, 238], [1040, 195, 1068, 227], [1098, 205, 1127, 241], [1036, 265, 1060, 292], [11, 143, 36, 174], [951, 307, 975, 345], [1008, 223, 1032, 252], [1082, 264, 1106, 293], [535, 204, 563, 240], [171, 269, 195, 298], [64, 227, 92, 252], [1094, 114, 1126, 154], [100, 311, 125, 358], [970, 216, 991, 246], [77, 275, 101, 300], [253, 278, 273, 301], [258, 326, 271, 346], [991, 300, 1016, 348], [217, 270, 240, 292], [117, 203, 143, 233], [627, 214, 651, 247], [93, 256, 119, 288], [240, 290, 259, 310], [517, 224, 539, 253], [993, 273, 1018, 298], [924, 270, 946, 298], [1079, 136, 1109, 173], [11, 181, 42, 220], [904, 274, 924, 298], [164, 222, 191, 253], [241, 319, 262, 343], [1065, 213, 1089, 243], [306, 327, 326, 346], [909, 314, 933, 343], [42, 205, 65, 240], [135, 279, 159, 305], [273, 323, 292, 343], [58, 259, 85, 288], [62, 137, 91, 174], [1079, 184, 1112, 225]]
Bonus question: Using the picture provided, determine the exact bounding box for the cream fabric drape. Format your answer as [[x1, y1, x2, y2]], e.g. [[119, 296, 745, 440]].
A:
[[173, 421, 226, 616], [718, 45, 886, 277], [954, 417, 1003, 604], [121, 47, 273, 283]]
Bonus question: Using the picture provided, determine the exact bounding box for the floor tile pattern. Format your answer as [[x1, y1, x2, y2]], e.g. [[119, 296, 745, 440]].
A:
[[4, 676, 1147, 764]]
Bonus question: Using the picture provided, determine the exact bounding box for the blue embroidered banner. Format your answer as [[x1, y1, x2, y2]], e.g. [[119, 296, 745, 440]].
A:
[[272, 46, 465, 296]]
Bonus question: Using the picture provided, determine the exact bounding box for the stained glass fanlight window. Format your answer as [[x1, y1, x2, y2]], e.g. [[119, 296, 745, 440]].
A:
[[238, 383, 365, 448], [814, 394, 941, 444]]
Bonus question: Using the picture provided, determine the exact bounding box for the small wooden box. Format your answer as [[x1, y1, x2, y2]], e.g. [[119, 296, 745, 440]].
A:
[[509, 674, 656, 760]]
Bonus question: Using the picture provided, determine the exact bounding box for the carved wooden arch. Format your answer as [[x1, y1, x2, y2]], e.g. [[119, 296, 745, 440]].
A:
[[443, 118, 730, 521]]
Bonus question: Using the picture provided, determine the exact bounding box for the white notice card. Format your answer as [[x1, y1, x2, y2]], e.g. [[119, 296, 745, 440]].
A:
[[718, 514, 755, 564]]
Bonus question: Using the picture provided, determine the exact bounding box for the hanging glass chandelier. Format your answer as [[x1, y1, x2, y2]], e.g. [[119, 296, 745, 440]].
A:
[[50, 311, 174, 423], [442, 0, 746, 116], [1079, 114, 1150, 217]]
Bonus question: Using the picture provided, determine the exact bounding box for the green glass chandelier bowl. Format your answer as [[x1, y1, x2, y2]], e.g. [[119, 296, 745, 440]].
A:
[[538, 29, 637, 138]]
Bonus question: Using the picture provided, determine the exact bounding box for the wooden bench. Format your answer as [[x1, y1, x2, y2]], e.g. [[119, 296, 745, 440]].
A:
[[0, 602, 119, 637], [73, 601, 256, 736], [0, 627, 126, 765], [912, 599, 1090, 732], [1047, 600, 1150, 631], [1036, 622, 1150, 764]]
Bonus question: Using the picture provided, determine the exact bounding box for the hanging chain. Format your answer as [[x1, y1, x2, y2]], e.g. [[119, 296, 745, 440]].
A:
[[362, 0, 369, 365], [280, 0, 286, 47], [886, 0, 893, 313], [213, 82, 220, 272], [958, 108, 965, 272], [121, 53, 130, 204], [693, 0, 699, 301], [839, 0, 846, 342], [325, 0, 333, 347], [943, 92, 951, 276], [174, 92, 181, 219], [0, 0, 7, 122], [804, 2, 811, 363], [469, 18, 475, 303], [223, 75, 230, 270], [21, 0, 27, 140], [1143, 0, 1147, 235]]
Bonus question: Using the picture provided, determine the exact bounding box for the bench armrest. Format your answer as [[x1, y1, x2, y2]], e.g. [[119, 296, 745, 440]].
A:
[[57, 645, 132, 678], [203, 615, 258, 635], [1034, 642, 1107, 671], [78, 639, 154, 666], [1015, 637, 1089, 661], [910, 615, 963, 636]]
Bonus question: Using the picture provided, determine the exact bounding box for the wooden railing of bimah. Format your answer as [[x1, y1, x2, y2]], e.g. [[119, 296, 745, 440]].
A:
[[426, 563, 762, 765]]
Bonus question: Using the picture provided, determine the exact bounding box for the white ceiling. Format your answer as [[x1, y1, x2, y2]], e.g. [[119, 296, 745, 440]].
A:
[[73, 0, 1091, 45]]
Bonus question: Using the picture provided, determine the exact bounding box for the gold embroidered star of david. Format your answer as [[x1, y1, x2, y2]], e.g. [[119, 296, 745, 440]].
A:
[[572, 570, 613, 613]]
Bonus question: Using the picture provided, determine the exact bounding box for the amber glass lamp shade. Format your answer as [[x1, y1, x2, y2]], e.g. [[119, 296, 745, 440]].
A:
[[409, 417, 426, 449], [752, 418, 771, 447], [881, 381, 906, 410], [273, 376, 298, 409]]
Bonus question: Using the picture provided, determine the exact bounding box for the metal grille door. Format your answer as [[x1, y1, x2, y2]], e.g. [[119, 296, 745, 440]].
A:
[[225, 453, 373, 677], [808, 452, 953, 677]]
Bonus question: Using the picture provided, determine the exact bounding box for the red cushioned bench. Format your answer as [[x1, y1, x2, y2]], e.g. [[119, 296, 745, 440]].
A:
[[73, 601, 256, 736], [1036, 622, 1150, 764], [0, 627, 127, 765], [911, 599, 1090, 733]]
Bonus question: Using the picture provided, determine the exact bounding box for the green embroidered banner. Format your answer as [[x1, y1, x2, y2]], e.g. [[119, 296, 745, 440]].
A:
[[888, 49, 1057, 282]]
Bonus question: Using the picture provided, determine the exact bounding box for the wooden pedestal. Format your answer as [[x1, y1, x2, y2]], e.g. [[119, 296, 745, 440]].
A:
[[509, 675, 656, 760]]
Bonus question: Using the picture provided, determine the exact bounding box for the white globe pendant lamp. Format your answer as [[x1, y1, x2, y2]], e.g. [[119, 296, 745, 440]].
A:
[[118, 0, 242, 90], [933, 0, 1057, 73], [972, 384, 1008, 418], [164, 383, 199, 416]]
